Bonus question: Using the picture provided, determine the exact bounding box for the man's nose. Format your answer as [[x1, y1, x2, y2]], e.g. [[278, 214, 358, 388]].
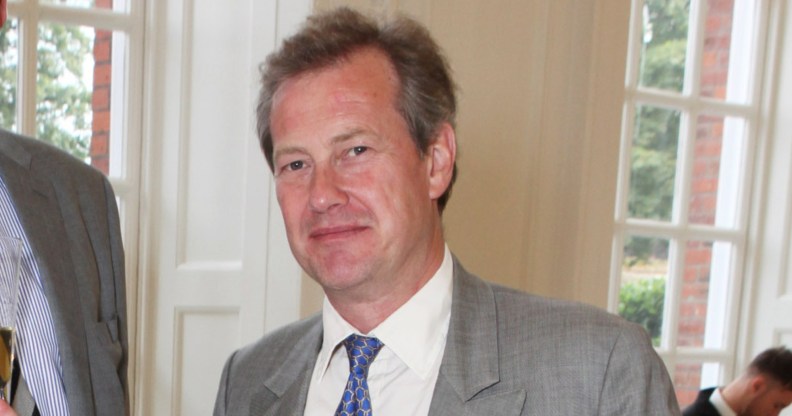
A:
[[308, 164, 348, 212]]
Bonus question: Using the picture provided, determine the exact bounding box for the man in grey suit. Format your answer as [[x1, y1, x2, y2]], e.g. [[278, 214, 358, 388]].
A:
[[214, 7, 680, 416], [0, 5, 128, 410], [0, 133, 128, 416]]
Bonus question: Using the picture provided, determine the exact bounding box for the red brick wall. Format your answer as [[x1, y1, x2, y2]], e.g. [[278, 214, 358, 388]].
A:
[[675, 0, 734, 407], [90, 0, 113, 175]]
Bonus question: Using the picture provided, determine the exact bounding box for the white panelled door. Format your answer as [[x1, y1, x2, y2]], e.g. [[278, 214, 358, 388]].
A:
[[136, 1, 311, 415]]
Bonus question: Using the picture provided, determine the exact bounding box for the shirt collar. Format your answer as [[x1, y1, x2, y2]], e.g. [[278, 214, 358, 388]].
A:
[[316, 245, 454, 380], [710, 387, 737, 416]]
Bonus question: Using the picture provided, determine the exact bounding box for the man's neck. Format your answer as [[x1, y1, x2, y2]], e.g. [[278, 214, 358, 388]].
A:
[[720, 380, 750, 415], [327, 243, 447, 333]]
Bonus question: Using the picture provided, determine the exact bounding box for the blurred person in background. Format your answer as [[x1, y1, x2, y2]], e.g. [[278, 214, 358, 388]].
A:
[[683, 346, 792, 416]]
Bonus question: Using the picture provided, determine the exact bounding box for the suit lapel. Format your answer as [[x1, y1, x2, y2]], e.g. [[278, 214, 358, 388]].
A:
[[263, 369, 313, 416], [251, 321, 322, 416], [0, 137, 95, 416], [428, 258, 525, 416]]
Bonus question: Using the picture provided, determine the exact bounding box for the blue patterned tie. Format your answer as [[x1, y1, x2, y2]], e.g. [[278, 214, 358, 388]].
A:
[[335, 334, 384, 416]]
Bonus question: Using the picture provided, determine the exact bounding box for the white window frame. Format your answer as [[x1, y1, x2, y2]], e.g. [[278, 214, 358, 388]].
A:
[[609, 0, 771, 386]]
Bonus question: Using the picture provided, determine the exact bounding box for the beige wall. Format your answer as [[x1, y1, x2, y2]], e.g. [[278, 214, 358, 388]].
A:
[[302, 0, 631, 316]]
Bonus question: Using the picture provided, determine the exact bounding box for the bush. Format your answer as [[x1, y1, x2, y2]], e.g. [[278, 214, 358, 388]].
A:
[[618, 277, 666, 346]]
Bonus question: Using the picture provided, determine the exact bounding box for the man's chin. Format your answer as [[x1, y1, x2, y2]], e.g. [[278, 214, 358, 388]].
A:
[[308, 262, 373, 292]]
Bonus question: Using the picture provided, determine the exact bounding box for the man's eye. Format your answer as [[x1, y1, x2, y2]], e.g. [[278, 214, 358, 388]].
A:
[[350, 146, 368, 156], [286, 160, 304, 171]]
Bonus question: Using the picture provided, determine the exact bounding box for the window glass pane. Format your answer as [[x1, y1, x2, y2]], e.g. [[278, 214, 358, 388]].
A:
[[37, 23, 95, 164], [689, 114, 746, 227], [678, 240, 733, 349], [628, 105, 681, 221], [700, 0, 756, 103], [36, 23, 125, 176], [0, 18, 19, 131], [619, 235, 669, 347], [639, 0, 690, 92], [674, 361, 722, 408]]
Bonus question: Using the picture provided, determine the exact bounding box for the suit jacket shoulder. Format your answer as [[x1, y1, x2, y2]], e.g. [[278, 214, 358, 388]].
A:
[[428, 259, 681, 416], [214, 315, 322, 416], [1, 129, 102, 177], [213, 256, 680, 416]]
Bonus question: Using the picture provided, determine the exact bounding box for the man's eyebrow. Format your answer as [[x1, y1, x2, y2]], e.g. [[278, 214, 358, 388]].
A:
[[273, 128, 375, 160], [272, 146, 305, 161], [331, 128, 368, 144]]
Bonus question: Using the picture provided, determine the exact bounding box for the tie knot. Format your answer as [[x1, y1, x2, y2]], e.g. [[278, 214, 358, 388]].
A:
[[342, 334, 383, 374]]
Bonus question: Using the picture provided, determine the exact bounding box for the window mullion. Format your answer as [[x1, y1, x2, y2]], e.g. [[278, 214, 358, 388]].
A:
[[615, 102, 636, 222], [38, 5, 134, 31], [662, 237, 684, 350], [621, 220, 744, 242], [685, 0, 706, 98], [632, 89, 755, 118], [607, 232, 626, 311], [674, 109, 695, 227], [18, 6, 39, 138], [626, 0, 647, 88]]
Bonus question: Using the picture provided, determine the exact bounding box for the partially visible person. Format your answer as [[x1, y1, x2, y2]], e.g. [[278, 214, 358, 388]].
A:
[[214, 7, 680, 416], [1, 4, 129, 416], [683, 346, 792, 416], [0, 128, 128, 416]]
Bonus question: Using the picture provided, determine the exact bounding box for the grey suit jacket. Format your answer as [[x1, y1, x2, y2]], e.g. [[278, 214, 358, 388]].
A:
[[0, 130, 128, 416], [214, 258, 680, 415]]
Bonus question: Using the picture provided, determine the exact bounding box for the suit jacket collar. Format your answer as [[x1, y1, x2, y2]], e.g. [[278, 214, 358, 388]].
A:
[[251, 318, 322, 416], [245, 256, 526, 415], [0, 132, 95, 415], [439, 257, 500, 397], [0, 133, 47, 196], [428, 257, 526, 415]]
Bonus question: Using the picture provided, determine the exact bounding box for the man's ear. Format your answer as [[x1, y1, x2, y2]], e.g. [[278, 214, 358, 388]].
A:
[[427, 122, 456, 200], [749, 375, 769, 396]]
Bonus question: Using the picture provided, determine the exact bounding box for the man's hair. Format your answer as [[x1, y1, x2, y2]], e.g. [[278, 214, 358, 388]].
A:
[[747, 346, 792, 389], [256, 7, 458, 212]]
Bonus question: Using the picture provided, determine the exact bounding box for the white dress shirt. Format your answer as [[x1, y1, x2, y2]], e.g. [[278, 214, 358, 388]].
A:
[[304, 246, 454, 416], [710, 387, 737, 416], [0, 176, 70, 415]]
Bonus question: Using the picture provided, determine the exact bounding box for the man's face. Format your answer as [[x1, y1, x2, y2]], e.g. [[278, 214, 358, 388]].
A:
[[270, 48, 449, 300], [743, 385, 792, 416]]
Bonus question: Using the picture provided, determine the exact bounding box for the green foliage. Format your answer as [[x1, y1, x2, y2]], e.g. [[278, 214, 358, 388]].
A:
[[627, 0, 689, 258], [619, 277, 666, 346], [624, 236, 669, 267], [36, 24, 93, 160], [0, 20, 92, 161], [0, 22, 17, 128], [628, 107, 680, 222], [640, 39, 687, 91], [640, 0, 689, 91], [645, 0, 690, 45]]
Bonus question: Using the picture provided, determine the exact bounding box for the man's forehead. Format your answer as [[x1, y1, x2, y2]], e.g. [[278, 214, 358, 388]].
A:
[[274, 47, 398, 100], [271, 51, 399, 129]]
